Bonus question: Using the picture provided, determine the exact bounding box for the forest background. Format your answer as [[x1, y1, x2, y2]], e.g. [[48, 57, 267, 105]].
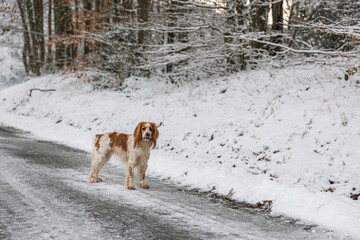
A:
[[1, 0, 359, 88]]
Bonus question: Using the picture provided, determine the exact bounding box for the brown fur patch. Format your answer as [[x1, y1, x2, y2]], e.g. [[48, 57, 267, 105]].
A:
[[133, 122, 144, 148], [150, 122, 159, 149], [109, 132, 129, 152], [95, 134, 103, 151]]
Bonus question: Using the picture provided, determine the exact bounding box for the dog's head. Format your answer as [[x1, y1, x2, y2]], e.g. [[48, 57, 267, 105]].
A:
[[134, 122, 159, 149]]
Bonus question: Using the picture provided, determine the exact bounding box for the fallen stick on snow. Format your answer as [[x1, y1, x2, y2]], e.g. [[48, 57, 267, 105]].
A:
[[29, 88, 56, 97]]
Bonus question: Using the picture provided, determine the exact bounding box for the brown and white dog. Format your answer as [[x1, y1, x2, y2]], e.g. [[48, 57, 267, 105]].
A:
[[89, 122, 159, 190]]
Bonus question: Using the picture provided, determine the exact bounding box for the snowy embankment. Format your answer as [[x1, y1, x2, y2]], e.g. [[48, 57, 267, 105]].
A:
[[0, 65, 359, 238]]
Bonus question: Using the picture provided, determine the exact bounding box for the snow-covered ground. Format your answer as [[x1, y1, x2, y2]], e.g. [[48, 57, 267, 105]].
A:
[[0, 64, 359, 238]]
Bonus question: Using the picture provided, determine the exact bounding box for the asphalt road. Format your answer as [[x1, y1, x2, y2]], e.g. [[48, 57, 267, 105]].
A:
[[0, 126, 345, 239]]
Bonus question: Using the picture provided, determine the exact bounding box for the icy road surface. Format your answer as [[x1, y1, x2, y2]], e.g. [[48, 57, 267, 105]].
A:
[[0, 126, 347, 239]]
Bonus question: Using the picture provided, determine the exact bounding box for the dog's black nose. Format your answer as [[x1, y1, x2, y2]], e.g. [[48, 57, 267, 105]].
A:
[[146, 133, 150, 137]]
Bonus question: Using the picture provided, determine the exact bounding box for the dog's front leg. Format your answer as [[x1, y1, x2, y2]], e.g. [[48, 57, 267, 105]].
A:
[[138, 165, 150, 189], [126, 164, 135, 190], [126, 155, 136, 190]]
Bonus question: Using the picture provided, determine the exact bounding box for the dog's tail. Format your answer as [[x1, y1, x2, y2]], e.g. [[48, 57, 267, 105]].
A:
[[93, 134, 103, 151]]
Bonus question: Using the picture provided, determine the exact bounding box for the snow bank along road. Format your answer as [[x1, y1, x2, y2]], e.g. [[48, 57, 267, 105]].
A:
[[0, 126, 347, 239]]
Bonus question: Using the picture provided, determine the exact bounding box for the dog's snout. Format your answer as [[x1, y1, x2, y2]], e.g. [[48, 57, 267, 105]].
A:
[[146, 132, 150, 137]]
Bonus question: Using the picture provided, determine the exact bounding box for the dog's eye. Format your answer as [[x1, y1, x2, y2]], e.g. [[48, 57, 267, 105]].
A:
[[150, 128, 153, 132], [142, 128, 146, 131]]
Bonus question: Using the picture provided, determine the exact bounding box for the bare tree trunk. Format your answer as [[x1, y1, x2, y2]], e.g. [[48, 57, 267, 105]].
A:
[[53, 0, 72, 68], [25, 0, 41, 75], [167, 0, 175, 45], [236, 0, 246, 27], [137, 0, 149, 45], [271, 0, 283, 54], [271, 0, 283, 31], [46, 0, 53, 70], [289, 1, 300, 48], [250, 0, 268, 50], [167, 0, 188, 44], [16, 0, 31, 75], [251, 0, 267, 33], [34, 0, 45, 66], [165, 0, 176, 72], [236, 0, 247, 69], [166, 0, 188, 72], [177, 0, 188, 44], [287, 0, 295, 31], [64, 1, 73, 68], [224, 0, 247, 71], [83, 0, 92, 55], [73, 0, 79, 64], [54, 0, 65, 68], [224, 0, 236, 68]]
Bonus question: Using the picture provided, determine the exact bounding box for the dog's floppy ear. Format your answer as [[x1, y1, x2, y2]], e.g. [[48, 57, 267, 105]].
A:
[[133, 122, 143, 148], [151, 122, 159, 149]]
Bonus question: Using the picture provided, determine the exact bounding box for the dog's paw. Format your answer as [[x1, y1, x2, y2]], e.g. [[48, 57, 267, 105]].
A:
[[126, 185, 136, 190], [90, 177, 103, 183], [140, 184, 150, 189]]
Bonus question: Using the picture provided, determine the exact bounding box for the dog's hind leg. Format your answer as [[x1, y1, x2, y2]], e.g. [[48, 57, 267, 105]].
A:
[[89, 150, 112, 183]]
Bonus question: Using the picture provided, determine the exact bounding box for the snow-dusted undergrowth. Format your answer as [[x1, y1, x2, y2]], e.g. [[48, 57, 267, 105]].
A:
[[0, 64, 359, 238]]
